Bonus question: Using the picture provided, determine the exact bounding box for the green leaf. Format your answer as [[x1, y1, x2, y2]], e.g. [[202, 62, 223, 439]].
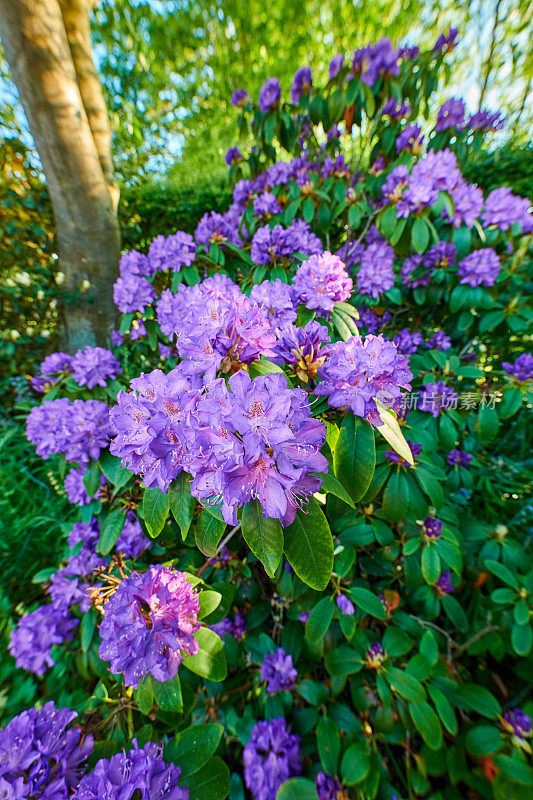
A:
[[97, 509, 126, 555], [198, 590, 222, 619], [164, 724, 223, 778], [283, 498, 333, 591], [305, 597, 334, 645], [303, 197, 315, 223], [420, 631, 439, 665], [411, 218, 430, 254], [80, 607, 97, 653], [421, 545, 441, 585], [341, 742, 371, 785], [382, 627, 413, 657], [375, 402, 414, 464], [152, 674, 183, 712], [333, 415, 376, 503], [511, 622, 532, 656], [476, 407, 500, 443], [314, 471, 355, 508], [241, 500, 283, 579], [381, 471, 409, 523], [325, 646, 363, 677], [465, 725, 503, 756], [493, 755, 533, 786], [135, 676, 154, 715], [441, 595, 468, 632], [454, 684, 501, 718], [276, 778, 318, 800], [183, 627, 227, 682], [143, 486, 170, 538], [184, 756, 230, 800], [168, 473, 196, 540], [317, 717, 341, 774], [99, 451, 132, 490], [409, 700, 442, 750], [83, 460, 102, 497], [427, 684, 457, 736], [386, 666, 426, 702], [195, 510, 226, 557], [484, 559, 518, 588], [349, 587, 386, 620]]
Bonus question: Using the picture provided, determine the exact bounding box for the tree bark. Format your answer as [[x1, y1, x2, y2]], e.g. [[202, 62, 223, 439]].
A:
[[0, 0, 120, 352]]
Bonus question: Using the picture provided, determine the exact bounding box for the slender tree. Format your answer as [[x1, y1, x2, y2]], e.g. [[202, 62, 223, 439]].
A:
[[0, 0, 120, 351]]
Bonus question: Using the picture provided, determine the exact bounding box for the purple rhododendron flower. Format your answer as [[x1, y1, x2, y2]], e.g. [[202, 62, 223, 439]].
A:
[[482, 187, 532, 232], [26, 398, 111, 465], [316, 334, 412, 425], [435, 98, 465, 130], [148, 231, 197, 273], [31, 351, 73, 392], [502, 709, 532, 740], [356, 38, 399, 85], [64, 466, 105, 506], [195, 210, 242, 247], [502, 353, 533, 382], [447, 449, 472, 467], [336, 594, 355, 615], [73, 740, 188, 800], [113, 271, 156, 313], [0, 702, 93, 798], [250, 278, 297, 332], [64, 518, 107, 578], [251, 221, 322, 265], [435, 571, 455, 595], [393, 328, 424, 355], [426, 330, 452, 350], [118, 249, 152, 279], [273, 320, 330, 380], [71, 346, 121, 389], [366, 641, 386, 668], [243, 718, 301, 800], [329, 53, 344, 79], [382, 98, 411, 118], [98, 566, 200, 688], [356, 227, 395, 298], [291, 67, 312, 103], [423, 516, 443, 539], [260, 647, 297, 693], [396, 124, 423, 153], [231, 88, 248, 107], [433, 27, 458, 52], [259, 78, 281, 113], [418, 381, 459, 416], [9, 604, 78, 675], [458, 249, 500, 287], [111, 329, 124, 346], [385, 440, 422, 466], [357, 307, 391, 334], [253, 192, 282, 218], [468, 109, 505, 131], [316, 772, 343, 800], [225, 146, 242, 166], [293, 252, 352, 314]]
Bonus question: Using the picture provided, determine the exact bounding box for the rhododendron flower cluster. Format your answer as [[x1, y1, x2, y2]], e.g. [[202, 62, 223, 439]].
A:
[[73, 740, 189, 800], [26, 398, 111, 464], [482, 187, 533, 232], [243, 718, 301, 800], [148, 231, 197, 273], [502, 353, 533, 382], [259, 78, 281, 112], [458, 248, 500, 287], [251, 221, 322, 265], [273, 320, 330, 381], [316, 334, 412, 425], [64, 466, 105, 506], [98, 566, 200, 687], [356, 226, 395, 297], [9, 602, 78, 675], [0, 703, 93, 798], [260, 647, 297, 693], [71, 346, 121, 389], [418, 381, 459, 416], [250, 278, 297, 332], [188, 371, 327, 525], [292, 251, 353, 313]]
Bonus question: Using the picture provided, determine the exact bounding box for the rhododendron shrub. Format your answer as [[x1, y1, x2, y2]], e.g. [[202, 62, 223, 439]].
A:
[[5, 30, 533, 800]]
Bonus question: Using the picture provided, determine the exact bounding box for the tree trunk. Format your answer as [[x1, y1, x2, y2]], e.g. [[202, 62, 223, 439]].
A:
[[0, 0, 120, 352]]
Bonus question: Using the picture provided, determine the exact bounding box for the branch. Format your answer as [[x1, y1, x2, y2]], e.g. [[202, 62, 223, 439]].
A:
[[58, 0, 119, 209]]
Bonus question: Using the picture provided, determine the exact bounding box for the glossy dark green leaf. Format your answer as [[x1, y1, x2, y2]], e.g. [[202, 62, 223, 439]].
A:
[[333, 415, 375, 504], [283, 498, 333, 591], [164, 724, 223, 778], [97, 509, 126, 555], [241, 500, 283, 579], [195, 510, 226, 557], [168, 473, 196, 540], [143, 486, 170, 538], [183, 627, 227, 682]]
